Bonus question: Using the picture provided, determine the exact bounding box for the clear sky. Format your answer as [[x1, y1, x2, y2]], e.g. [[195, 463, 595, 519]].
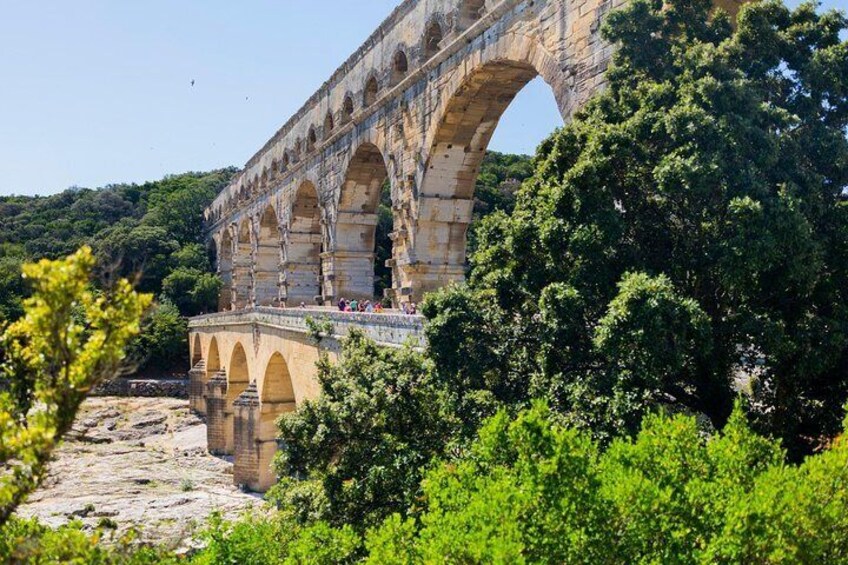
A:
[[0, 0, 841, 196]]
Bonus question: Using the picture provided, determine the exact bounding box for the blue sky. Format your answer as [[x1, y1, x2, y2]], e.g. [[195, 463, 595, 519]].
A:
[[0, 0, 841, 196]]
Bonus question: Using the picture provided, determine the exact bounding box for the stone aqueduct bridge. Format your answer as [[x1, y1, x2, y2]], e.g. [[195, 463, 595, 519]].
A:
[[189, 309, 424, 491], [190, 0, 744, 492]]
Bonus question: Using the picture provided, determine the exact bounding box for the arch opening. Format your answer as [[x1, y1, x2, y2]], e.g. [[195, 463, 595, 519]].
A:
[[335, 143, 391, 301], [191, 334, 202, 366], [324, 111, 335, 138], [233, 219, 253, 309], [423, 22, 443, 60], [392, 50, 409, 85], [207, 337, 221, 376], [285, 181, 323, 305], [460, 0, 486, 27], [342, 96, 354, 124], [228, 343, 250, 395], [363, 77, 380, 107], [218, 230, 234, 310], [405, 59, 564, 300], [307, 128, 317, 152], [260, 352, 295, 404], [255, 205, 281, 307]]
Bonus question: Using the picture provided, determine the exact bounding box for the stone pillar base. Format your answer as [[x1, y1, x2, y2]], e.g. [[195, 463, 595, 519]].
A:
[[188, 360, 207, 415], [206, 372, 230, 455], [233, 386, 296, 492], [394, 262, 466, 304], [233, 384, 261, 490]]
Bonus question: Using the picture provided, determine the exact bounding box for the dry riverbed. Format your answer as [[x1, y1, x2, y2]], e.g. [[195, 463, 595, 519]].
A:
[[16, 396, 261, 551]]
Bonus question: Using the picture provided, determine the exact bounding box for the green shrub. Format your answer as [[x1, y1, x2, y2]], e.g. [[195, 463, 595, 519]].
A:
[[0, 517, 175, 564], [366, 402, 848, 564]]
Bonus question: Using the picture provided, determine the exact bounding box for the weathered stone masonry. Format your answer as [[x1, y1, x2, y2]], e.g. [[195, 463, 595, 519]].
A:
[[189, 309, 425, 491], [192, 0, 745, 492]]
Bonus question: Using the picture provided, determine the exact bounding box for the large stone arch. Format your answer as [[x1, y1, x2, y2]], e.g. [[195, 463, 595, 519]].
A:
[[329, 142, 391, 301], [234, 351, 298, 491], [254, 205, 283, 307], [218, 229, 234, 311], [233, 220, 253, 309], [284, 181, 323, 306], [397, 40, 566, 301]]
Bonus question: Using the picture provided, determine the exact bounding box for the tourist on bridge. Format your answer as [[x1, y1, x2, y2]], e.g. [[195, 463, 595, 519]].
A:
[[338, 298, 346, 312]]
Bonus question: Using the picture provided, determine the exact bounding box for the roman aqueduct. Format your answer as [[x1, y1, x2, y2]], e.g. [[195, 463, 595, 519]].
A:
[[189, 0, 744, 492]]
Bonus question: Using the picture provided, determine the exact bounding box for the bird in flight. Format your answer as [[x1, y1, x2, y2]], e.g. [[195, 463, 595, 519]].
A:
[[191, 79, 195, 87]]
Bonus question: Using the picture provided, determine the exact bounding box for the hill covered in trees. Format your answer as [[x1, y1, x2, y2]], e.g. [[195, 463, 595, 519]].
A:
[[0, 153, 533, 373], [0, 169, 237, 374]]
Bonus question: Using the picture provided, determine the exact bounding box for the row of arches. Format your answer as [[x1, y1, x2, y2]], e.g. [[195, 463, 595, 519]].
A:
[[218, 140, 389, 309], [217, 0, 490, 217], [212, 22, 569, 306], [190, 335, 297, 492]]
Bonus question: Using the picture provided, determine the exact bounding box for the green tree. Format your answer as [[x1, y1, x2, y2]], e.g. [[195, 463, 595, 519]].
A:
[[366, 402, 848, 564], [162, 267, 222, 316], [0, 247, 150, 525], [425, 0, 848, 456], [126, 299, 189, 374], [271, 330, 456, 531], [0, 256, 25, 322]]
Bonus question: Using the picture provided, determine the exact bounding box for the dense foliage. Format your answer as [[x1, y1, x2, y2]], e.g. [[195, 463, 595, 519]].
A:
[[0, 169, 235, 374], [425, 0, 848, 457], [270, 330, 455, 530], [0, 517, 174, 565], [365, 402, 848, 564], [0, 248, 150, 525]]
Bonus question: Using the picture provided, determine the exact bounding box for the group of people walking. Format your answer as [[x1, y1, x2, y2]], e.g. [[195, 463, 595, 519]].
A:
[[336, 298, 418, 315], [337, 297, 383, 313]]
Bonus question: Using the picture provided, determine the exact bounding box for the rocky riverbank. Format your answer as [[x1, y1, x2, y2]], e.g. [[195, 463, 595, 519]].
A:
[[16, 397, 260, 551]]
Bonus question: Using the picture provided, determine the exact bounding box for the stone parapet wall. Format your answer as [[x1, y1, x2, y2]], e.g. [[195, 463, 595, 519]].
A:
[[189, 307, 425, 350]]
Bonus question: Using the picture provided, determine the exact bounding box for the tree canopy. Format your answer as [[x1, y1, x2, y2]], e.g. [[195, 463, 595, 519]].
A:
[[425, 0, 848, 457]]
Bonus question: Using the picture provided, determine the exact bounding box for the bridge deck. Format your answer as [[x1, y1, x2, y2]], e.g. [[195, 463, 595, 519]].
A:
[[189, 307, 425, 349]]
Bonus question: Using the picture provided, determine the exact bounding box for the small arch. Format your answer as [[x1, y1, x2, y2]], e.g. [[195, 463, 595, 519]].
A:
[[391, 50, 409, 85], [307, 127, 317, 152], [342, 95, 354, 124], [459, 0, 486, 27], [286, 181, 323, 305], [323, 111, 335, 139], [191, 334, 202, 366], [207, 337, 221, 377], [363, 76, 380, 107], [423, 21, 443, 60], [233, 219, 252, 309], [227, 343, 251, 411], [255, 205, 282, 307], [260, 352, 295, 404], [218, 230, 233, 310], [282, 152, 291, 172]]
